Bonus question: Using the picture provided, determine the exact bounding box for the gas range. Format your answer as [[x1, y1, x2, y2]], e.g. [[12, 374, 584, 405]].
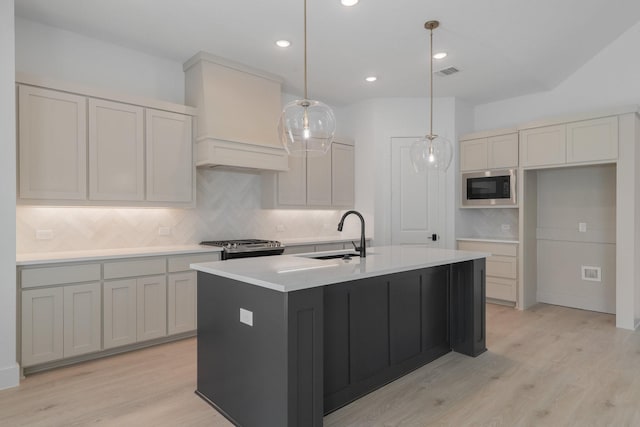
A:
[[200, 239, 285, 260]]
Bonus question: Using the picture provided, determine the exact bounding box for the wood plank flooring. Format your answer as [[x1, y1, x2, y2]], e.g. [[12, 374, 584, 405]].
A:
[[2, 303, 640, 426]]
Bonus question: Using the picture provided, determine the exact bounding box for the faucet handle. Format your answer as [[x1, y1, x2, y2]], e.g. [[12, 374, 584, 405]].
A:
[[351, 241, 361, 251]]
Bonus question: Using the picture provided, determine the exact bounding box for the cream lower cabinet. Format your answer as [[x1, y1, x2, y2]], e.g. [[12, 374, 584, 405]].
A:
[[19, 251, 219, 370], [21, 282, 102, 367], [63, 283, 102, 358], [103, 279, 137, 349], [103, 275, 167, 349], [21, 287, 63, 367], [168, 272, 197, 335], [457, 240, 518, 303]]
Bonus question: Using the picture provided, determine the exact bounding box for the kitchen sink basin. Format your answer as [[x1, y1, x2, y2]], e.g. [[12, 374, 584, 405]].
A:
[[304, 252, 361, 260]]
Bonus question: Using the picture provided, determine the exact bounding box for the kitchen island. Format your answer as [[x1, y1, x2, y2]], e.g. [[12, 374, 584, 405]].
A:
[[191, 245, 488, 427]]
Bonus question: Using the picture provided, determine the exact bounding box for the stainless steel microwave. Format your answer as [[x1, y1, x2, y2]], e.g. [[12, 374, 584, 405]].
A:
[[462, 169, 517, 207]]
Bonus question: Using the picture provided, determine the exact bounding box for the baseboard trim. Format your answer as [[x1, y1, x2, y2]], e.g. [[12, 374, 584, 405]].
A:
[[0, 363, 20, 391]]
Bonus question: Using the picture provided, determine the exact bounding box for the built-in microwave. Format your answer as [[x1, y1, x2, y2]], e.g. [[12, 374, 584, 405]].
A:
[[462, 169, 517, 207]]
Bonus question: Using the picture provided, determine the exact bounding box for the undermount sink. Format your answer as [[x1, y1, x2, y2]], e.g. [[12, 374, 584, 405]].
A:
[[307, 252, 360, 260], [307, 253, 360, 259]]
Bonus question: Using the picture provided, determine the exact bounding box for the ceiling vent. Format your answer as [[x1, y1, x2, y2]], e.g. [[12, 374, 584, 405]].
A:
[[435, 66, 460, 77]]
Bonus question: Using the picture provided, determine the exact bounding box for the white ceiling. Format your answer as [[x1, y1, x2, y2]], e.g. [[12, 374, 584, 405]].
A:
[[14, 0, 640, 106]]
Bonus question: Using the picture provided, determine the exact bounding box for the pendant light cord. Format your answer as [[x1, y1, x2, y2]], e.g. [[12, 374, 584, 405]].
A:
[[303, 0, 308, 100], [429, 25, 433, 138]]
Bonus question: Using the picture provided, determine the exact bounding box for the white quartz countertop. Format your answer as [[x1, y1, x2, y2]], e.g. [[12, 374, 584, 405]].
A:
[[16, 245, 222, 266], [191, 245, 489, 292], [456, 237, 520, 244]]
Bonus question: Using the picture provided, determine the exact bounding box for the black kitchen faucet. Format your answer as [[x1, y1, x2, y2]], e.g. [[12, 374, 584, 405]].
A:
[[337, 210, 366, 258]]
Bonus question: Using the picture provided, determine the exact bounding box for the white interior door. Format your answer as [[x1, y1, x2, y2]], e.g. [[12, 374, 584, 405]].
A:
[[391, 137, 444, 246]]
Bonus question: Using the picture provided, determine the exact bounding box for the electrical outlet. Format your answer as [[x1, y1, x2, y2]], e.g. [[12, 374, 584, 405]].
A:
[[582, 265, 601, 282], [578, 222, 587, 233], [276, 224, 286, 232], [501, 224, 511, 232], [158, 226, 171, 236], [240, 308, 253, 326], [36, 229, 53, 240]]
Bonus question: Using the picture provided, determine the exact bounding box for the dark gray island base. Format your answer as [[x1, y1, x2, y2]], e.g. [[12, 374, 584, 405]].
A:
[[196, 259, 486, 427]]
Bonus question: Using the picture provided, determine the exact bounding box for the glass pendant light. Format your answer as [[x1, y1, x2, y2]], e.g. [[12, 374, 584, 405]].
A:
[[278, 0, 336, 157], [411, 21, 452, 172]]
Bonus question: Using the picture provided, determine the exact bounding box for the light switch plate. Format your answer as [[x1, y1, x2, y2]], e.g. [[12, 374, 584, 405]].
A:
[[240, 308, 253, 326], [578, 222, 587, 233]]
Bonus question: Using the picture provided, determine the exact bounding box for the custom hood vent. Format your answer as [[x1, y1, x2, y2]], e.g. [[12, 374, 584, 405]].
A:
[[184, 52, 288, 171]]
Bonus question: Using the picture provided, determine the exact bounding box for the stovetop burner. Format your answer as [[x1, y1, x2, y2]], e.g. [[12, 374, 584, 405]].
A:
[[200, 239, 284, 260]]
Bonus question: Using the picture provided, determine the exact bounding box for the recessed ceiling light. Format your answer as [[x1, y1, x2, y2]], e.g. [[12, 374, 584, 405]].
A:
[[275, 40, 291, 48], [365, 76, 377, 82], [341, 0, 359, 6], [433, 52, 447, 59]]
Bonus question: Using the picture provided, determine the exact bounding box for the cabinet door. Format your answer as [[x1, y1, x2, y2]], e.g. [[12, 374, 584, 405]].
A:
[[63, 283, 101, 357], [89, 99, 144, 201], [103, 279, 137, 349], [331, 143, 355, 207], [146, 109, 193, 203], [349, 277, 389, 382], [519, 124, 566, 167], [389, 271, 422, 365], [487, 133, 518, 169], [18, 85, 87, 200], [21, 287, 64, 367], [137, 275, 167, 341], [307, 151, 332, 206], [168, 272, 196, 335], [277, 154, 306, 206], [566, 116, 618, 164], [460, 138, 488, 171]]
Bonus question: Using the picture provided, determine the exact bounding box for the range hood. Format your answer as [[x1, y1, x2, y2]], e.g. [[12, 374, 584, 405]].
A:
[[184, 52, 288, 171]]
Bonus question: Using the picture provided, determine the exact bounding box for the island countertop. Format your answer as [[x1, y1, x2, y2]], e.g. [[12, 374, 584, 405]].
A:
[[191, 245, 489, 292]]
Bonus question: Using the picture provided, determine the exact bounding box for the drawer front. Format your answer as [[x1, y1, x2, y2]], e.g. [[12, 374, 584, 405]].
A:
[[103, 258, 166, 279], [487, 255, 517, 279], [457, 241, 517, 257], [21, 264, 101, 288], [487, 277, 516, 302], [168, 253, 220, 273]]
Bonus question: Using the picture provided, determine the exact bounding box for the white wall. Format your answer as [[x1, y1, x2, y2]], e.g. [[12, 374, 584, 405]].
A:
[[15, 18, 185, 104], [536, 165, 616, 314], [342, 97, 457, 248], [0, 0, 19, 390], [474, 21, 640, 131]]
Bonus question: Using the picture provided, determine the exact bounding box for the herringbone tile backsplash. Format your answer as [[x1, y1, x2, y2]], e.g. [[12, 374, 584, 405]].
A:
[[17, 169, 359, 253]]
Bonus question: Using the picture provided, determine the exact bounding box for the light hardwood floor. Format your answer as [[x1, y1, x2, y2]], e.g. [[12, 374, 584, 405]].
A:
[[2, 303, 640, 426]]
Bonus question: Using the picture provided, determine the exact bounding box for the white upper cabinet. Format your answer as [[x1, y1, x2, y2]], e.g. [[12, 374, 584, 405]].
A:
[[487, 133, 518, 169], [520, 117, 618, 168], [89, 99, 144, 201], [18, 85, 87, 200], [263, 139, 355, 209], [17, 78, 196, 207], [331, 142, 355, 207], [460, 139, 488, 171], [460, 132, 517, 172], [566, 116, 618, 164], [519, 124, 566, 168], [145, 109, 194, 203], [276, 154, 307, 206], [307, 152, 332, 206]]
